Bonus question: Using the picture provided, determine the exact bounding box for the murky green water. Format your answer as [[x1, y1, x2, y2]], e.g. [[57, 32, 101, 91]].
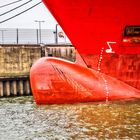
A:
[[0, 97, 139, 140]]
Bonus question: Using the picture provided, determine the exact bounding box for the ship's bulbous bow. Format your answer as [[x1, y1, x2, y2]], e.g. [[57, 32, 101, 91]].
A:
[[30, 57, 140, 104]]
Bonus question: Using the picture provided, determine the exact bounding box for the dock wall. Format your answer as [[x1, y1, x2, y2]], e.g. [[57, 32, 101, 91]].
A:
[[0, 44, 75, 97]]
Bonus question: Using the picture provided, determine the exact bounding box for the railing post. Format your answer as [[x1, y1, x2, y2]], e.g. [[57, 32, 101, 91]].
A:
[[36, 29, 39, 44], [16, 28, 19, 44]]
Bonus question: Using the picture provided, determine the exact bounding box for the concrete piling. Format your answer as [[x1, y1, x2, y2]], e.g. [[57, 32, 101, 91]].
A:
[[0, 81, 3, 97], [11, 81, 17, 96], [0, 78, 31, 97], [18, 80, 24, 96], [25, 80, 30, 95], [5, 81, 10, 96]]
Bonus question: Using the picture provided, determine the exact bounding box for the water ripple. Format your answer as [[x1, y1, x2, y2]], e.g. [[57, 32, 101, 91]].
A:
[[0, 97, 139, 140]]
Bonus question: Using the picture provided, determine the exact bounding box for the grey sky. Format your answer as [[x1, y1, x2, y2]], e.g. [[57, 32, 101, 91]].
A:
[[0, 0, 57, 29]]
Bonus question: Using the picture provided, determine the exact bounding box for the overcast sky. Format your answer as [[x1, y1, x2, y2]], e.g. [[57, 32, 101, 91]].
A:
[[0, 0, 58, 29]]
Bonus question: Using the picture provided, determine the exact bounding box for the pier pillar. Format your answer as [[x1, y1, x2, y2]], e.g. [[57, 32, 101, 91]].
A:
[[61, 48, 67, 58], [19, 80, 24, 95], [11, 81, 17, 96], [0, 81, 3, 97], [5, 81, 10, 96], [25, 80, 30, 95]]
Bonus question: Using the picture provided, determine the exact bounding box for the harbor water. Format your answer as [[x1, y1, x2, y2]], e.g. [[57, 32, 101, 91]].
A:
[[0, 96, 139, 140]]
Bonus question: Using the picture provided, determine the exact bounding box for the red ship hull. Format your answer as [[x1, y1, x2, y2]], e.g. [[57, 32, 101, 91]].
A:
[[30, 57, 140, 104], [30, 0, 140, 104]]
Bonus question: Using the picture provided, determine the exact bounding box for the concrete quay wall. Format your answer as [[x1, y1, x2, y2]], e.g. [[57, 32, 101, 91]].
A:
[[0, 44, 75, 97]]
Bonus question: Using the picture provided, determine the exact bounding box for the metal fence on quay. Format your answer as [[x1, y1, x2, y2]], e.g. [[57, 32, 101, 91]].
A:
[[0, 28, 71, 45]]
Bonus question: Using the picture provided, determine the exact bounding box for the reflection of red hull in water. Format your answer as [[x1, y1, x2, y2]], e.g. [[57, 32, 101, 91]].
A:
[[30, 0, 140, 104]]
